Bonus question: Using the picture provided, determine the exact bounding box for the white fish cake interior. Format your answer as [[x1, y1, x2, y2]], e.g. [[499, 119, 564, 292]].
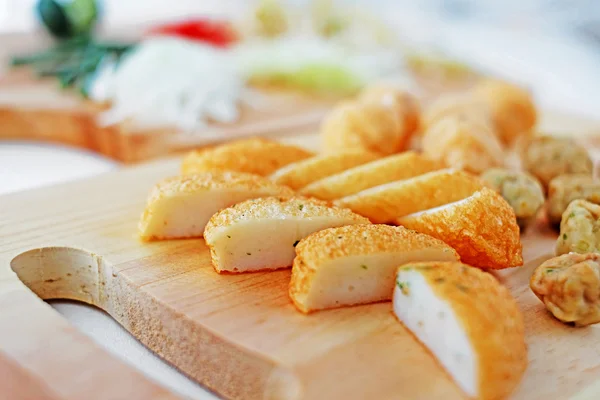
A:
[[394, 268, 476, 396], [290, 225, 459, 313], [204, 197, 370, 273], [392, 262, 527, 400], [138, 172, 294, 240]]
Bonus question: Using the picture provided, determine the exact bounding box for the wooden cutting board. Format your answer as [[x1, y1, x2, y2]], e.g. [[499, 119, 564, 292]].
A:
[[0, 30, 340, 163], [0, 67, 335, 163], [2, 129, 600, 400]]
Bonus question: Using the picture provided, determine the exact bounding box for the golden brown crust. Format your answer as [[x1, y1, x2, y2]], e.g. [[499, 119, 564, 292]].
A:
[[472, 79, 537, 145], [181, 137, 313, 176], [397, 188, 523, 269], [295, 224, 459, 270], [334, 169, 483, 224], [300, 151, 443, 201], [289, 225, 459, 313], [138, 171, 294, 240], [204, 196, 369, 237], [422, 114, 505, 174], [269, 150, 378, 190], [320, 100, 404, 155], [397, 261, 527, 400]]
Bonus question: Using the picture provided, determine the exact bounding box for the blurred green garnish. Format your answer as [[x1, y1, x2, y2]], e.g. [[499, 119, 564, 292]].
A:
[[10, 36, 132, 98], [37, 0, 99, 38]]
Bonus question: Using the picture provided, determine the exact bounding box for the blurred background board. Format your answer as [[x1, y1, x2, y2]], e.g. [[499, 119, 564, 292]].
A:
[[0, 64, 334, 162]]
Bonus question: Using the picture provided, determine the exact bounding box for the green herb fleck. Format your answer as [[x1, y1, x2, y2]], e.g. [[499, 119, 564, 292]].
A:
[[568, 212, 575, 219], [563, 233, 568, 240], [545, 268, 555, 273], [298, 204, 304, 211], [396, 281, 410, 295], [360, 264, 368, 270], [434, 277, 445, 284], [246, 252, 252, 256], [293, 240, 300, 247], [455, 283, 469, 293]]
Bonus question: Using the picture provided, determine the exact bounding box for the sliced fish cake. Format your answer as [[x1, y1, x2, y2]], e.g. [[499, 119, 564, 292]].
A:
[[397, 187, 523, 269], [289, 225, 459, 313], [181, 137, 313, 176], [138, 171, 294, 241], [393, 261, 527, 400], [334, 169, 483, 223], [269, 150, 378, 190], [204, 197, 370, 273], [300, 151, 442, 201]]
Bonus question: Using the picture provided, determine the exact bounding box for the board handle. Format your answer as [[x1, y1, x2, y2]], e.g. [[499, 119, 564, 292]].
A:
[[0, 247, 180, 400]]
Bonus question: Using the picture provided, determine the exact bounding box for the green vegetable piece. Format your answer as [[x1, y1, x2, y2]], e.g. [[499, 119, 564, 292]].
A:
[[37, 0, 98, 38]]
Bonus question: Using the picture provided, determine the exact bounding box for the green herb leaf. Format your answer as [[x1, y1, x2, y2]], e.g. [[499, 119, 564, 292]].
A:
[[298, 204, 304, 211], [563, 233, 568, 240]]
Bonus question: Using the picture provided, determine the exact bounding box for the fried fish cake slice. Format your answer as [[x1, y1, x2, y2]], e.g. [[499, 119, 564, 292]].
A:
[[269, 150, 378, 190], [397, 188, 523, 269], [334, 169, 483, 224], [393, 261, 527, 400], [289, 225, 459, 313], [181, 137, 313, 176], [204, 197, 370, 273], [138, 171, 294, 241], [300, 151, 442, 201]]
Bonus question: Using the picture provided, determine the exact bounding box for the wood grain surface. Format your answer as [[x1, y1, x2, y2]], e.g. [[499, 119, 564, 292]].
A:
[[1, 130, 600, 400]]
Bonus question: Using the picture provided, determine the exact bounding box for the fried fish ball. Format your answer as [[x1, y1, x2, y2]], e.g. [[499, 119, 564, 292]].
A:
[[422, 92, 491, 131], [358, 85, 421, 137], [521, 136, 593, 190], [472, 79, 537, 146], [555, 200, 600, 256], [422, 115, 505, 174], [320, 100, 404, 155], [547, 174, 600, 226], [480, 168, 544, 229], [530, 252, 600, 326]]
